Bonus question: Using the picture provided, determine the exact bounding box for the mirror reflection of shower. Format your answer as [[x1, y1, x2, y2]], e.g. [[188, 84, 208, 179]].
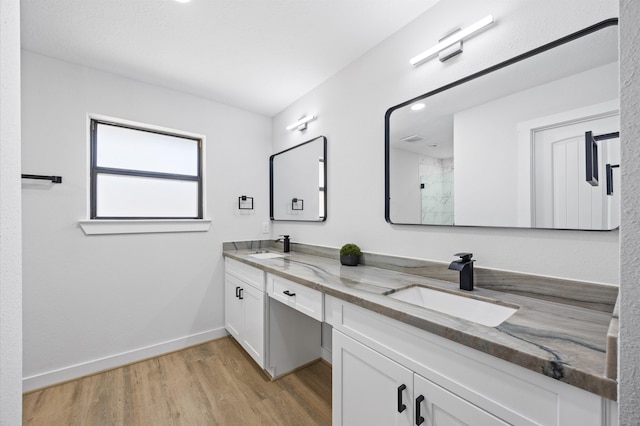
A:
[[420, 156, 454, 225]]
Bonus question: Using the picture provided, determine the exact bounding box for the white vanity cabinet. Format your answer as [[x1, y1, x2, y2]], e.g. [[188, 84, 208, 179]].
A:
[[333, 330, 413, 425], [328, 295, 617, 426], [224, 258, 323, 378], [224, 258, 266, 368], [413, 372, 509, 426], [334, 331, 507, 426]]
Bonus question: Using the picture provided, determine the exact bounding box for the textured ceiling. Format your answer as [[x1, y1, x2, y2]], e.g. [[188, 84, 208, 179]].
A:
[[20, 0, 439, 116]]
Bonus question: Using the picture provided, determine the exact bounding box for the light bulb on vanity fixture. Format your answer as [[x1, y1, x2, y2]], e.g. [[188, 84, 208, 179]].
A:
[[410, 15, 495, 65], [286, 115, 317, 132]]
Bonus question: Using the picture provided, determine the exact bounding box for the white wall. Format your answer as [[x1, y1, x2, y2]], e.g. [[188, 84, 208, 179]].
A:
[[0, 0, 22, 423], [20, 51, 272, 390], [619, 0, 640, 422], [272, 0, 619, 285]]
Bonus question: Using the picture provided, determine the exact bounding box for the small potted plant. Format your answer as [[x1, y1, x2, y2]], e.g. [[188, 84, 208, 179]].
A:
[[340, 243, 362, 266]]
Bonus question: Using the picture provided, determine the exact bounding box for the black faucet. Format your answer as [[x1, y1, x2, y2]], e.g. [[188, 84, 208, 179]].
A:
[[276, 235, 290, 253], [448, 252, 475, 291]]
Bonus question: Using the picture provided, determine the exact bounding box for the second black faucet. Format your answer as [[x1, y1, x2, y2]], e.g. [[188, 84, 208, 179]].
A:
[[448, 252, 475, 291]]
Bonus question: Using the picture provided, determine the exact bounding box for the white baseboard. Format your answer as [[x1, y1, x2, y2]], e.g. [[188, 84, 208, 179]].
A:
[[23, 327, 228, 392], [321, 346, 332, 365]]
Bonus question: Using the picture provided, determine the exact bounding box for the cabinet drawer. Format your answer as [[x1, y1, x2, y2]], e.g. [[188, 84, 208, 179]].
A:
[[225, 258, 265, 291], [268, 274, 323, 322]]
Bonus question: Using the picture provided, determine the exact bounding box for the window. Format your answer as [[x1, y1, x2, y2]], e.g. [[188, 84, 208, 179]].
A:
[[90, 119, 203, 219]]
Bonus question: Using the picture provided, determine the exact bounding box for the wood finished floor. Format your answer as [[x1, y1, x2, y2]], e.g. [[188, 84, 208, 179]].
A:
[[23, 337, 332, 425]]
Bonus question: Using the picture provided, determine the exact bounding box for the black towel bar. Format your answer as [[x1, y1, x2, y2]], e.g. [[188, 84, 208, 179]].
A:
[[21, 174, 62, 184]]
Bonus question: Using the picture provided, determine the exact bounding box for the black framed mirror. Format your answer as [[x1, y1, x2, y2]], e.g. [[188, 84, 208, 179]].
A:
[[270, 135, 327, 222], [385, 19, 619, 230]]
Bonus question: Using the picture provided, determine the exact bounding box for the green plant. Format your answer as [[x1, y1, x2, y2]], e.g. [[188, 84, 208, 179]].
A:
[[340, 243, 362, 256]]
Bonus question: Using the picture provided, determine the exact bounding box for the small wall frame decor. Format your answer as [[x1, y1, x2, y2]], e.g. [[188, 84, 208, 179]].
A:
[[238, 195, 254, 210], [291, 198, 304, 211]]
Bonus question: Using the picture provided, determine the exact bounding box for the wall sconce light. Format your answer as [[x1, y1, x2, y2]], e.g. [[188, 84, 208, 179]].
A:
[[286, 115, 317, 132], [238, 195, 254, 210], [410, 15, 494, 66], [291, 198, 304, 211]]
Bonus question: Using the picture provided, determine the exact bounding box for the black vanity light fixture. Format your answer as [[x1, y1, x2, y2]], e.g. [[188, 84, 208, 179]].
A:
[[286, 115, 317, 132], [410, 15, 494, 65], [292, 198, 304, 211], [238, 195, 254, 210]]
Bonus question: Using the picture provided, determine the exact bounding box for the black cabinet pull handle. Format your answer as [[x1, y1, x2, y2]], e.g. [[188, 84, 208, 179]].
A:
[[238, 288, 244, 300], [283, 290, 296, 297], [415, 395, 425, 425], [397, 384, 407, 413], [235, 286, 240, 298]]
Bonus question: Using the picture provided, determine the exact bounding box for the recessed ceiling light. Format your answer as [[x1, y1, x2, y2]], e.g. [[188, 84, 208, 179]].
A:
[[411, 103, 426, 111], [175, 0, 191, 3]]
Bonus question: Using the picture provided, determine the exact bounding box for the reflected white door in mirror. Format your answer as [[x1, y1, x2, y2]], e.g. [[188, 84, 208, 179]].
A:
[[525, 104, 620, 230]]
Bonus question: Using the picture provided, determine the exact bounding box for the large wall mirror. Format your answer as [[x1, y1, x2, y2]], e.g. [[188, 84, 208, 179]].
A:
[[385, 20, 619, 230], [271, 135, 327, 221]]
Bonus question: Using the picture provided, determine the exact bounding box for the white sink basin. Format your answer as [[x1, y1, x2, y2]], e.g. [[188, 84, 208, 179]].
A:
[[387, 286, 517, 327], [248, 252, 284, 259]]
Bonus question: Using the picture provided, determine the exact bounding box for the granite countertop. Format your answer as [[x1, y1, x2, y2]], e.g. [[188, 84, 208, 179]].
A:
[[223, 246, 618, 401]]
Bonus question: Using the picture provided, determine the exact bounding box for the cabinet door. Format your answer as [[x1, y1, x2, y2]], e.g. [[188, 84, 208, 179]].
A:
[[241, 284, 265, 368], [333, 330, 413, 426], [413, 374, 509, 426], [224, 274, 243, 340]]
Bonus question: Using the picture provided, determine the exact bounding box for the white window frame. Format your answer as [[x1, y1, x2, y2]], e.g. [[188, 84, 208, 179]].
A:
[[79, 115, 211, 235]]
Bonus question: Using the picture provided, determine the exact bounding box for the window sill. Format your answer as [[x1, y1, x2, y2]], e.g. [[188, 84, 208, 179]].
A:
[[78, 219, 212, 235]]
